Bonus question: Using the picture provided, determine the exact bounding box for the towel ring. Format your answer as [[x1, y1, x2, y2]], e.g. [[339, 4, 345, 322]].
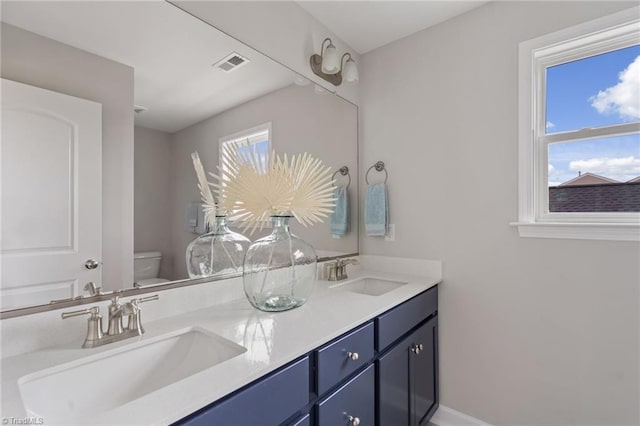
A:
[[332, 166, 351, 189], [365, 161, 388, 184]]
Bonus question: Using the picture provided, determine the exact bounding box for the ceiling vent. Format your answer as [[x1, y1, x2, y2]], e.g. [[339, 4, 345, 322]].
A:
[[214, 52, 249, 72]]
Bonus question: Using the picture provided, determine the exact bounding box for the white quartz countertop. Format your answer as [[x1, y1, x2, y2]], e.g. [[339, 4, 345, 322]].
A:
[[1, 267, 440, 425]]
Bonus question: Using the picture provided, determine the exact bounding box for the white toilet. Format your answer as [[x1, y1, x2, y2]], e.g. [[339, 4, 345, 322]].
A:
[[134, 251, 170, 286]]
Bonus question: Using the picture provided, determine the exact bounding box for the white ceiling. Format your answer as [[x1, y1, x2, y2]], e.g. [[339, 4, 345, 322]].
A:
[[298, 1, 489, 54], [1, 1, 297, 133]]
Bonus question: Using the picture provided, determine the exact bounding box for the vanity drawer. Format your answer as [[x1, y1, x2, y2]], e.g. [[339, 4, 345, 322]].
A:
[[177, 356, 309, 426], [376, 285, 437, 351], [316, 322, 374, 395], [316, 364, 375, 426]]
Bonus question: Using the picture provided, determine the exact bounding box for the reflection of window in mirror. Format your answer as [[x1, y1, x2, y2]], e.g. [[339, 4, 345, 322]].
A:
[[219, 122, 272, 180]]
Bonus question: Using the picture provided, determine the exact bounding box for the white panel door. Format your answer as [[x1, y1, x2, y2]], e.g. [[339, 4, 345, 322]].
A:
[[1, 79, 102, 310]]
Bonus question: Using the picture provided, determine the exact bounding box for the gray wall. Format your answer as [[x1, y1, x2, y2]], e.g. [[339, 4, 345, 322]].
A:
[[1, 23, 135, 291], [134, 126, 174, 280], [170, 84, 358, 280], [360, 2, 639, 425]]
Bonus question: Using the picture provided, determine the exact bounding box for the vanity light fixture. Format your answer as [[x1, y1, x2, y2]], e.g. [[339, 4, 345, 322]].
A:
[[310, 38, 358, 86]]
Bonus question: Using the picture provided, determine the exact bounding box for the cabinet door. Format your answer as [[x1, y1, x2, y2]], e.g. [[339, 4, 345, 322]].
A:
[[411, 316, 438, 426], [377, 333, 411, 426], [378, 317, 439, 426]]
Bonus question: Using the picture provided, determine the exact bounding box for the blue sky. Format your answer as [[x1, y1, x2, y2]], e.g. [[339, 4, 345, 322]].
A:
[[546, 45, 640, 186]]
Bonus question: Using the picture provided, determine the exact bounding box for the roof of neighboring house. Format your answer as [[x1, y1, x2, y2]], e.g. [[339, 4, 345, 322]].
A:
[[550, 181, 640, 212], [559, 172, 619, 186]]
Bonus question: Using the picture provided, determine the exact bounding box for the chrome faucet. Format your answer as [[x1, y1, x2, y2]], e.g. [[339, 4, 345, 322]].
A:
[[62, 294, 159, 348], [325, 258, 359, 281]]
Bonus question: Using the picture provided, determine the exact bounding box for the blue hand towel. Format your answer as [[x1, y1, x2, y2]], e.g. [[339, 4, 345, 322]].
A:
[[365, 183, 388, 236], [330, 186, 349, 236]]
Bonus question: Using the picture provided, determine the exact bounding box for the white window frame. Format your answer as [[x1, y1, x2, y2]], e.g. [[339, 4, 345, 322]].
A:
[[515, 6, 640, 241], [218, 122, 272, 179]]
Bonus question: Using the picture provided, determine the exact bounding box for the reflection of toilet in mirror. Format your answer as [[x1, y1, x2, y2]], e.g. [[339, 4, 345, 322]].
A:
[[134, 251, 170, 287]]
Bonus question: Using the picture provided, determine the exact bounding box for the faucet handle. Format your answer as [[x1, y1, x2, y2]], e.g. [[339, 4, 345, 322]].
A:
[[83, 281, 103, 296], [125, 294, 158, 335], [62, 306, 100, 319], [62, 306, 104, 348], [325, 261, 340, 281]]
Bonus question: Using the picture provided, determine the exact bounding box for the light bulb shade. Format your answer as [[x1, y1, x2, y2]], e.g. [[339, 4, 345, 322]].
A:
[[321, 44, 340, 74], [343, 58, 359, 83]]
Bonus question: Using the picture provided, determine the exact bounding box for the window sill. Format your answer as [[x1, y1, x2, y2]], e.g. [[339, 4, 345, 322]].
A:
[[510, 222, 640, 242]]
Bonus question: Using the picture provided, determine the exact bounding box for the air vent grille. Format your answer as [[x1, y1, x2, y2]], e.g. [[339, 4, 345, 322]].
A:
[[213, 52, 249, 73]]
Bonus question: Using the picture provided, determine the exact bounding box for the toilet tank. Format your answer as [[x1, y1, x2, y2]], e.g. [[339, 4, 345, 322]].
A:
[[134, 251, 162, 282]]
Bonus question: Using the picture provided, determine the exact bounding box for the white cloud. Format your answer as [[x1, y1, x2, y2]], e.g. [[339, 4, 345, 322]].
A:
[[548, 164, 555, 174], [569, 156, 640, 181], [546, 121, 555, 129], [590, 55, 640, 120]]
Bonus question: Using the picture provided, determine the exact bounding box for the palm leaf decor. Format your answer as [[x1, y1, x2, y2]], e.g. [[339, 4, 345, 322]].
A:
[[190, 152, 216, 229], [209, 140, 336, 234]]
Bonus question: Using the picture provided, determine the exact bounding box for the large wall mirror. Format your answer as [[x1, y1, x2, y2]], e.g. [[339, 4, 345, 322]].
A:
[[0, 1, 358, 315]]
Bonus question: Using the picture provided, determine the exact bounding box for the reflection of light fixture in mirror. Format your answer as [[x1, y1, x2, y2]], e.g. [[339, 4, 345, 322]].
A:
[[341, 54, 359, 84], [309, 37, 358, 87], [321, 39, 339, 74]]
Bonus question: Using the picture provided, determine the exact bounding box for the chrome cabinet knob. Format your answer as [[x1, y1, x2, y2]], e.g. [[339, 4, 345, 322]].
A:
[[347, 415, 360, 426], [411, 343, 424, 354], [84, 259, 100, 270], [347, 351, 359, 361]]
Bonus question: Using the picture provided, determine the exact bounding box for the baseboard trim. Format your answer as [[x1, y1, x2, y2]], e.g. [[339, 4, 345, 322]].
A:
[[431, 405, 492, 426]]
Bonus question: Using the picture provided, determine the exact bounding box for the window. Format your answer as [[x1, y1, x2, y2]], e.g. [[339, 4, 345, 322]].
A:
[[516, 7, 640, 241], [219, 122, 272, 180]]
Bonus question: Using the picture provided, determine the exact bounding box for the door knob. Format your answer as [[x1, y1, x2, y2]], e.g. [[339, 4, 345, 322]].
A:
[[84, 259, 100, 270], [347, 415, 360, 426]]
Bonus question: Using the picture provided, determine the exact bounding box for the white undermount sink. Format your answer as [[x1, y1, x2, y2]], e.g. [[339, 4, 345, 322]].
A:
[[18, 327, 246, 423], [330, 277, 408, 296]]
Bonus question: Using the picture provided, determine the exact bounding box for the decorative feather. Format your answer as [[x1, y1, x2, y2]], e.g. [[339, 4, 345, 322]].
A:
[[209, 140, 336, 234], [191, 152, 216, 229]]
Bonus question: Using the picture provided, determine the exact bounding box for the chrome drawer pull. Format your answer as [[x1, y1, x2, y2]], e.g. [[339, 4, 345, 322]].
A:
[[411, 343, 424, 354], [347, 351, 359, 361], [347, 415, 360, 426]]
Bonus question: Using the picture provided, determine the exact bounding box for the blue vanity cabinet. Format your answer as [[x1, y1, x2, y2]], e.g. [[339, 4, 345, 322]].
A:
[[175, 356, 310, 426], [378, 316, 439, 426], [175, 285, 438, 426], [316, 365, 375, 426]]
